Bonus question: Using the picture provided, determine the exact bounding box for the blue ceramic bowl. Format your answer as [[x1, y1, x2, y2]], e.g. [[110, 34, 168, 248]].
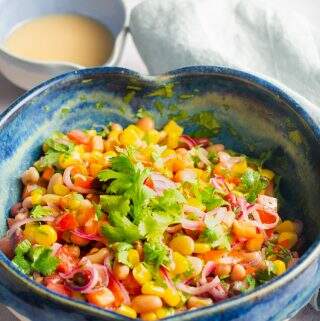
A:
[[0, 66, 319, 321]]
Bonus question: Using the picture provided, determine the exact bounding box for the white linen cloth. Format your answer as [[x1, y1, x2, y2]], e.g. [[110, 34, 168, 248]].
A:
[[129, 0, 320, 311]]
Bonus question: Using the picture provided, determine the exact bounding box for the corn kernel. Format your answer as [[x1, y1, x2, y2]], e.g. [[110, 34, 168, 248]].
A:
[[164, 121, 183, 149], [194, 242, 211, 254], [172, 252, 189, 274], [23, 223, 38, 243], [273, 260, 286, 276], [116, 305, 137, 318], [187, 198, 206, 211], [133, 263, 151, 285], [74, 145, 85, 154], [245, 234, 264, 252], [120, 125, 144, 146], [31, 190, 43, 205], [53, 183, 70, 196], [231, 159, 247, 177], [128, 249, 140, 267], [162, 288, 180, 307], [260, 169, 275, 180], [89, 163, 103, 177], [142, 282, 165, 297], [145, 130, 161, 144], [277, 232, 298, 249], [59, 154, 79, 169], [90, 151, 104, 163], [155, 308, 173, 319], [34, 225, 57, 246], [169, 235, 195, 255], [140, 312, 157, 321], [276, 220, 296, 233]]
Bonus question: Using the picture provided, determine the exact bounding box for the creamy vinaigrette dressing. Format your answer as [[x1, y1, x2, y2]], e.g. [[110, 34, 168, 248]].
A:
[[4, 14, 114, 67]]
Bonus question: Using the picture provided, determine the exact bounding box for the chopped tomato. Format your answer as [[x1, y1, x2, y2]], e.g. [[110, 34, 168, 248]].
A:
[[55, 213, 78, 231], [144, 177, 154, 189], [74, 176, 95, 189], [76, 207, 95, 226], [70, 233, 90, 246], [258, 210, 277, 225], [199, 250, 226, 262], [121, 272, 141, 295], [47, 283, 71, 297], [42, 167, 54, 181], [86, 287, 115, 308], [108, 277, 125, 307], [67, 130, 90, 144], [55, 246, 79, 274]]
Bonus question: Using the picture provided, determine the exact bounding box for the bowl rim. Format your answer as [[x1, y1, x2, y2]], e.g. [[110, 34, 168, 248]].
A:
[[0, 65, 319, 321]]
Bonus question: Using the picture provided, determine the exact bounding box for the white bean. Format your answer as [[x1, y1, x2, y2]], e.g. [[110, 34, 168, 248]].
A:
[[21, 167, 39, 185]]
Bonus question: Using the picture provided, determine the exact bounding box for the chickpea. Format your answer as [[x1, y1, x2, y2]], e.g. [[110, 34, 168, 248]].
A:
[[137, 117, 155, 132], [215, 264, 232, 278], [206, 144, 224, 153], [131, 295, 163, 313], [187, 296, 213, 309], [113, 263, 130, 280], [231, 264, 246, 281], [111, 123, 123, 131], [21, 167, 39, 185], [22, 196, 33, 209], [47, 173, 63, 194], [41, 194, 61, 206], [85, 248, 109, 264]]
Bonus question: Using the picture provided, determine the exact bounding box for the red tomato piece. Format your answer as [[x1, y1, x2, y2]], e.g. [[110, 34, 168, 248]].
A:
[[121, 272, 141, 296], [74, 176, 95, 189], [67, 130, 90, 144], [47, 283, 71, 297], [55, 213, 78, 232]]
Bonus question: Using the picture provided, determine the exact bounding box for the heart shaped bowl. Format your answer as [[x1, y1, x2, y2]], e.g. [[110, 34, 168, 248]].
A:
[[0, 66, 319, 321]]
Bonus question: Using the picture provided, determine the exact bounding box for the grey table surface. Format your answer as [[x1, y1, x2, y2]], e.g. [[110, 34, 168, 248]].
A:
[[0, 0, 319, 320]]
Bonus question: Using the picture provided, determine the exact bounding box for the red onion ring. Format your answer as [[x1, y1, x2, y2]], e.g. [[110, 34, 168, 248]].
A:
[[94, 264, 109, 287], [177, 276, 220, 295], [63, 166, 96, 194], [6, 216, 55, 238], [218, 151, 242, 169], [209, 283, 228, 301], [179, 135, 197, 149], [200, 262, 216, 285], [71, 229, 103, 242], [149, 172, 176, 195], [181, 218, 205, 231], [183, 205, 205, 218]]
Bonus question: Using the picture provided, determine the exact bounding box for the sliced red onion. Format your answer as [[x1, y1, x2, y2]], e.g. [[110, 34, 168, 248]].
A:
[[63, 166, 96, 194], [183, 205, 205, 218], [65, 265, 99, 293], [177, 276, 220, 295], [11, 203, 23, 217], [51, 243, 62, 256], [181, 218, 205, 231], [205, 207, 235, 228], [194, 137, 210, 147], [200, 262, 216, 285], [218, 151, 242, 169], [160, 267, 175, 289], [0, 230, 23, 258], [210, 176, 228, 193], [71, 229, 103, 242], [252, 209, 279, 230], [209, 283, 228, 301], [218, 256, 241, 265], [179, 135, 197, 149], [108, 269, 131, 305], [257, 195, 277, 213], [242, 251, 265, 268], [6, 216, 55, 238], [94, 264, 109, 287], [166, 224, 182, 234], [149, 172, 176, 195]]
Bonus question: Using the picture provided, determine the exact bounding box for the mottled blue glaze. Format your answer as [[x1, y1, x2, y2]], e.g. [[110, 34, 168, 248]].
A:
[[0, 66, 319, 321]]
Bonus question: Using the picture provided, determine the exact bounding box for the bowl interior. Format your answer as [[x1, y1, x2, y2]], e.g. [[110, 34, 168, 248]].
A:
[[0, 0, 126, 43], [1, 67, 319, 252]]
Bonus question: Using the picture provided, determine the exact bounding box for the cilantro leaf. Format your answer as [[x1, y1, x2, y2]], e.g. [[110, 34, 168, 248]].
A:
[[199, 186, 226, 210], [31, 247, 59, 276], [30, 205, 52, 219], [113, 242, 133, 267], [34, 132, 74, 170], [255, 268, 276, 285], [240, 275, 256, 293], [12, 255, 32, 274], [144, 242, 169, 267], [15, 240, 32, 256], [239, 169, 268, 203]]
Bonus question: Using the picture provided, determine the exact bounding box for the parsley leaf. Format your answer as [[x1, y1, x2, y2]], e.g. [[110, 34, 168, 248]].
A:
[[113, 242, 133, 267], [30, 247, 59, 276], [144, 242, 169, 267], [30, 205, 52, 219], [199, 186, 226, 210], [239, 169, 268, 202], [34, 132, 74, 170]]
